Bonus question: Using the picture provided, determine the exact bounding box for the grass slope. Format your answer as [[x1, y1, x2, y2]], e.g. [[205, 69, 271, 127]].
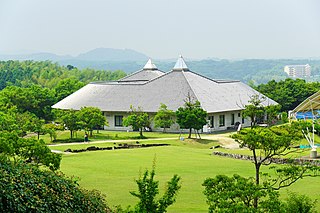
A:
[[54, 138, 320, 212]]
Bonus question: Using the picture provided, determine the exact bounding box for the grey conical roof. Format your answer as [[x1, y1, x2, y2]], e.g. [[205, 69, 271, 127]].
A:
[[173, 55, 189, 71], [143, 59, 157, 70], [118, 59, 164, 82]]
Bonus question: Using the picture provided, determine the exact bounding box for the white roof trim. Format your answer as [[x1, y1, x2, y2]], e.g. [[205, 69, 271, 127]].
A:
[[143, 59, 157, 70], [173, 55, 189, 71]]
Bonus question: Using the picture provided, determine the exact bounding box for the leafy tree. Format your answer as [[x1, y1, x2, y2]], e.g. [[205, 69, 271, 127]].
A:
[[0, 60, 126, 89], [0, 159, 110, 212], [78, 107, 107, 136], [60, 109, 82, 139], [54, 78, 85, 101], [154, 103, 175, 132], [242, 94, 281, 127], [176, 95, 207, 138], [43, 123, 61, 142], [203, 174, 282, 213], [0, 85, 55, 121], [242, 94, 266, 127], [283, 192, 317, 213], [255, 78, 320, 111], [126, 166, 181, 213], [0, 131, 61, 171], [231, 124, 319, 208], [203, 98, 319, 211], [27, 115, 46, 140], [123, 106, 150, 138], [0, 111, 18, 132]]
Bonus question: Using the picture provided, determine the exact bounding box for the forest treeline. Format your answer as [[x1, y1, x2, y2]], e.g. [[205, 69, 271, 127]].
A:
[[0, 60, 126, 90], [0, 60, 319, 115]]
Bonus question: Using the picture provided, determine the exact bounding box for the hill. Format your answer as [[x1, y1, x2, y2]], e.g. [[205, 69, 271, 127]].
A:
[[1, 48, 320, 84]]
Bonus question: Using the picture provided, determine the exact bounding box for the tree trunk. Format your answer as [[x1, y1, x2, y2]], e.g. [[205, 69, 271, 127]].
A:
[[197, 130, 201, 139], [252, 149, 261, 209], [188, 128, 192, 138], [37, 132, 40, 140], [70, 130, 73, 139], [139, 128, 143, 137], [90, 130, 93, 137]]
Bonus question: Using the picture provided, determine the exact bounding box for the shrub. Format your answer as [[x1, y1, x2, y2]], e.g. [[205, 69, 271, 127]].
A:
[[0, 159, 110, 213]]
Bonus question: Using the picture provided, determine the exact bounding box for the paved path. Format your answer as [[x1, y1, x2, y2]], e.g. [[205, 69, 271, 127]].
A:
[[48, 137, 178, 147], [49, 133, 241, 154]]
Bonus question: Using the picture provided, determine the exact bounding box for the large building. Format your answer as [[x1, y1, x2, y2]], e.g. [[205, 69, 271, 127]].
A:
[[52, 56, 277, 132], [284, 64, 311, 78]]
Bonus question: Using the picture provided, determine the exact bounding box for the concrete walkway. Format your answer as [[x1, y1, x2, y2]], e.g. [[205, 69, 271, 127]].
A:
[[48, 132, 240, 151], [48, 137, 178, 147]]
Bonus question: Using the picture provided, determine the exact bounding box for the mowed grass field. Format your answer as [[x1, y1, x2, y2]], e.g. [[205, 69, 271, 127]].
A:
[[50, 133, 320, 212]]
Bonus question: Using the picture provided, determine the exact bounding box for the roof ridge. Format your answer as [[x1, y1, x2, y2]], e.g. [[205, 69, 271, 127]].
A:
[[186, 70, 240, 83], [119, 68, 165, 82], [180, 71, 202, 108]]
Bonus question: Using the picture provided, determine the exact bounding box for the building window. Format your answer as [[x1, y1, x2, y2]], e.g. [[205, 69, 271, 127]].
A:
[[219, 115, 225, 127], [231, 114, 235, 125], [242, 117, 245, 124], [209, 116, 214, 128], [238, 112, 241, 117], [115, 115, 123, 127]]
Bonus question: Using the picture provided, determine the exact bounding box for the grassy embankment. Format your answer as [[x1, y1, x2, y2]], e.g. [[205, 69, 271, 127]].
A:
[[47, 130, 320, 212]]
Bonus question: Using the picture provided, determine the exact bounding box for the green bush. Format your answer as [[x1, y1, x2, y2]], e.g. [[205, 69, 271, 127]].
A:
[[0, 159, 110, 213], [283, 192, 317, 213]]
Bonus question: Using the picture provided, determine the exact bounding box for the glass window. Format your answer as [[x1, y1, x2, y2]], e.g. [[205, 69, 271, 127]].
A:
[[231, 114, 235, 125], [115, 115, 123, 127], [219, 115, 225, 127], [209, 116, 214, 128], [238, 112, 241, 117]]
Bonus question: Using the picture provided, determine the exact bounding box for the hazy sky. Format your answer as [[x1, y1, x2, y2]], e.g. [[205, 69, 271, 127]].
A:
[[1, 0, 320, 59]]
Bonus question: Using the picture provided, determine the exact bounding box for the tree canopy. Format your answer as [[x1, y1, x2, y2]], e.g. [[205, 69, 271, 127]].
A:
[[176, 96, 207, 138], [123, 106, 150, 138], [255, 78, 320, 112], [77, 107, 107, 136], [154, 103, 175, 132]]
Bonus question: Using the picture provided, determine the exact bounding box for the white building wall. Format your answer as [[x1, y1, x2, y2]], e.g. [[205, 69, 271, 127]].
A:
[[103, 110, 252, 133]]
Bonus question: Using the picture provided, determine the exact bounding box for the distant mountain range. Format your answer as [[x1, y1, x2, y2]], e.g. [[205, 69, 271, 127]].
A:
[[1, 48, 320, 84], [0, 48, 149, 62]]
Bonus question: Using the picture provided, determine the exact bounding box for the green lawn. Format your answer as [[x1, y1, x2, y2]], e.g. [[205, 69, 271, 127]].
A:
[[53, 138, 320, 212], [41, 130, 189, 144]]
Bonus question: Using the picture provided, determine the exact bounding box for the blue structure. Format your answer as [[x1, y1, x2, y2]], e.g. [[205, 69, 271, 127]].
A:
[[295, 111, 320, 120]]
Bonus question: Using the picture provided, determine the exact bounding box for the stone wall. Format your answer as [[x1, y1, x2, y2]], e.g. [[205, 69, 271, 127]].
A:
[[212, 151, 320, 166]]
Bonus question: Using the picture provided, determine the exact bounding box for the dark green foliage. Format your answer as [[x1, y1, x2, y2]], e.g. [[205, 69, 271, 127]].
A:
[[0, 131, 61, 171], [203, 174, 282, 212], [154, 103, 175, 132], [283, 192, 317, 213], [255, 78, 320, 111], [0, 60, 126, 90], [0, 85, 56, 121], [281, 111, 289, 123], [242, 94, 281, 127], [126, 167, 181, 213], [176, 96, 207, 138], [60, 109, 83, 139], [53, 78, 85, 101], [242, 94, 266, 127], [294, 120, 320, 137], [123, 106, 150, 138], [0, 159, 110, 213], [77, 107, 107, 136]]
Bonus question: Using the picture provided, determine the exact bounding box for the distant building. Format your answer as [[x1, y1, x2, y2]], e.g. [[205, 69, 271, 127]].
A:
[[53, 56, 277, 132], [284, 64, 311, 78]]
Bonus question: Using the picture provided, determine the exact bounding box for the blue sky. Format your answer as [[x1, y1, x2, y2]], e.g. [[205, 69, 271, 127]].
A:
[[1, 0, 320, 59]]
